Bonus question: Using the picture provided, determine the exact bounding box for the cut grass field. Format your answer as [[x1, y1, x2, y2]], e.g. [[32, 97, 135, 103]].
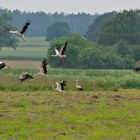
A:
[[0, 61, 140, 139], [0, 90, 140, 140]]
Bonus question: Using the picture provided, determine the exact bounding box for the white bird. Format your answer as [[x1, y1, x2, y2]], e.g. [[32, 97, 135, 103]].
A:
[[38, 66, 45, 76], [38, 58, 48, 76], [51, 42, 68, 63], [18, 72, 33, 82], [53, 81, 66, 93], [9, 20, 31, 41], [0, 62, 9, 70], [76, 80, 83, 91]]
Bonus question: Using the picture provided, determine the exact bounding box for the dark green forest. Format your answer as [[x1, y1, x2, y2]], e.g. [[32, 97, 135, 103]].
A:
[[0, 8, 140, 69], [48, 10, 140, 69], [0, 8, 96, 36], [0, 12, 18, 49]]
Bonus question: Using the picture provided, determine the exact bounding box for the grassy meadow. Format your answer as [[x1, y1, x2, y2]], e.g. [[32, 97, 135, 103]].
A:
[[0, 61, 140, 139], [0, 61, 140, 91], [0, 37, 140, 139], [0, 90, 140, 140]]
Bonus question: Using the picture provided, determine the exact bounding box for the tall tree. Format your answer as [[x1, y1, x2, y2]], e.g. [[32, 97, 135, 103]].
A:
[[0, 12, 18, 49], [85, 12, 116, 42], [97, 10, 140, 45], [46, 21, 71, 41]]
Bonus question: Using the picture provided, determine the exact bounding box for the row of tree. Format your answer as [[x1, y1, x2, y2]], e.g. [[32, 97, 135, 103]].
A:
[[48, 34, 139, 69], [0, 8, 96, 37], [86, 10, 140, 45]]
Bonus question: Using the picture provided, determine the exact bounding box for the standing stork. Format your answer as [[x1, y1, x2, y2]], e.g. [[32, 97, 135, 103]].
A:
[[18, 72, 33, 82], [51, 42, 68, 63], [38, 58, 48, 76], [53, 80, 66, 93], [76, 80, 83, 91], [9, 20, 31, 41]]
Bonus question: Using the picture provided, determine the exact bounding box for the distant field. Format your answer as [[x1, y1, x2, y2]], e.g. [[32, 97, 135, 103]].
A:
[[0, 37, 49, 60], [19, 36, 49, 47]]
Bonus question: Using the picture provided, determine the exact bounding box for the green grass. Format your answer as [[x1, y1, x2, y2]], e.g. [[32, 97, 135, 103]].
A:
[[19, 37, 49, 48], [0, 90, 140, 139], [0, 67, 140, 139], [0, 68, 140, 91], [0, 37, 49, 60]]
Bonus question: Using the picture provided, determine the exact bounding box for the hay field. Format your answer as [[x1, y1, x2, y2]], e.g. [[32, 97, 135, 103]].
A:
[[0, 90, 140, 140], [0, 61, 140, 139]]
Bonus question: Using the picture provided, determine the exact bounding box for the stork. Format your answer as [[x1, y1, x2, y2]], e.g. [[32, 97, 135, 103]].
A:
[[53, 80, 66, 93], [51, 42, 68, 63], [38, 58, 48, 76], [18, 72, 33, 82], [0, 62, 9, 70], [134, 62, 140, 72], [9, 20, 31, 41], [76, 80, 83, 91]]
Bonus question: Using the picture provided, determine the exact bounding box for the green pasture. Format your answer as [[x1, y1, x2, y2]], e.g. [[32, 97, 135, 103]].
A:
[[19, 37, 49, 47], [0, 68, 140, 139], [0, 37, 49, 60], [0, 90, 140, 140], [0, 68, 140, 91]]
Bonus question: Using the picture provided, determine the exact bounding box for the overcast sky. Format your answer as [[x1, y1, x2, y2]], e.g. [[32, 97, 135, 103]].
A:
[[1, 0, 140, 14]]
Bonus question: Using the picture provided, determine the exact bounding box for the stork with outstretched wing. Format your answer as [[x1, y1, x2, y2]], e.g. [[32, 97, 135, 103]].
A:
[[9, 20, 31, 41], [53, 80, 66, 93], [0, 62, 10, 70], [51, 42, 68, 63], [18, 72, 33, 82]]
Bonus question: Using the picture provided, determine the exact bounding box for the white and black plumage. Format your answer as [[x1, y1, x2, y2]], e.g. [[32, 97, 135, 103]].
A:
[[18, 72, 33, 82], [38, 58, 48, 76], [134, 67, 140, 72], [9, 20, 31, 41], [51, 42, 68, 63], [0, 62, 6, 70], [53, 80, 66, 93], [0, 62, 9, 70], [76, 80, 83, 91], [134, 62, 140, 72]]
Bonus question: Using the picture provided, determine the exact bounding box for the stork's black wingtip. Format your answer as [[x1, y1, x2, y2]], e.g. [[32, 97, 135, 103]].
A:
[[26, 19, 31, 24], [65, 41, 68, 45]]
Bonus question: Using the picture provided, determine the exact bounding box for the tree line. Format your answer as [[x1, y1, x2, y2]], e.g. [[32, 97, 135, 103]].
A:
[[86, 10, 140, 45], [48, 33, 140, 69], [0, 8, 96, 36]]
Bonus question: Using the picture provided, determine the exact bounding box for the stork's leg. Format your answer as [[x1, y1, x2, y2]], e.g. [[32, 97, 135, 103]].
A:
[[61, 57, 64, 64], [21, 36, 26, 42]]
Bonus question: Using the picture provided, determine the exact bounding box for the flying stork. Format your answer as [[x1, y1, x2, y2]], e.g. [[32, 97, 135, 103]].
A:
[[53, 80, 67, 93], [0, 62, 9, 70], [9, 20, 31, 41], [18, 72, 33, 82], [51, 42, 68, 63]]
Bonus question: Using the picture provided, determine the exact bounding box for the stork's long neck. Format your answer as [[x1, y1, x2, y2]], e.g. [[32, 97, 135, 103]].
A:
[[76, 81, 79, 86]]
